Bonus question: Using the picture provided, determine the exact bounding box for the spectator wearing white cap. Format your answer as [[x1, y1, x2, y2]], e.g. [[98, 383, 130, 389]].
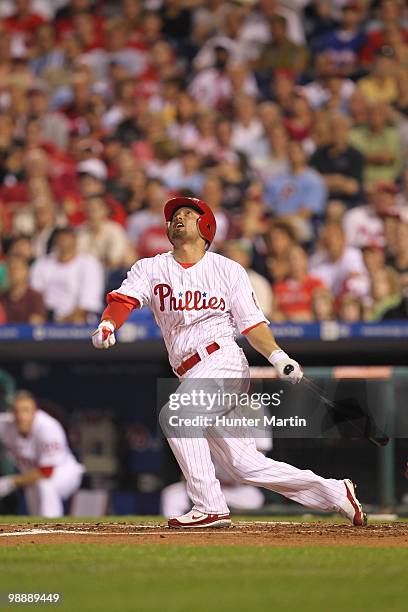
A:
[[77, 158, 107, 182]]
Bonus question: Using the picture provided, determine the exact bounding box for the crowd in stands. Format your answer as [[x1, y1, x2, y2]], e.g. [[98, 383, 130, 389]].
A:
[[0, 0, 408, 325]]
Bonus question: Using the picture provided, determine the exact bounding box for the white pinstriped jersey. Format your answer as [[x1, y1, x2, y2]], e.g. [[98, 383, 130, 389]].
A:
[[114, 251, 268, 371], [0, 410, 78, 473]]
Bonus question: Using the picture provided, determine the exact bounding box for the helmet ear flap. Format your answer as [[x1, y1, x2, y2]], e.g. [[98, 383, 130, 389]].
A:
[[196, 216, 211, 250]]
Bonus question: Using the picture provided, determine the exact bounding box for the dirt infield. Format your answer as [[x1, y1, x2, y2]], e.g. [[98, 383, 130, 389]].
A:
[[0, 520, 407, 547]]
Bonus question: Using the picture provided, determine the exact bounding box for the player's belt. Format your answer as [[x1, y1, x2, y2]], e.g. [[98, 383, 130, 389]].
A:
[[176, 342, 220, 376]]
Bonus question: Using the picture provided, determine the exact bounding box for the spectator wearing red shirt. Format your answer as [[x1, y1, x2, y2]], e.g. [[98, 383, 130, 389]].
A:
[[360, 0, 408, 65], [121, 0, 144, 49], [4, 0, 46, 39], [55, 0, 105, 44], [0, 302, 5, 324], [0, 255, 46, 324], [284, 95, 313, 145], [273, 245, 325, 322]]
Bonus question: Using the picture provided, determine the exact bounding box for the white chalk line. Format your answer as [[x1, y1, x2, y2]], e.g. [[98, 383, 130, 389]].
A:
[[0, 521, 302, 538], [0, 529, 231, 537]]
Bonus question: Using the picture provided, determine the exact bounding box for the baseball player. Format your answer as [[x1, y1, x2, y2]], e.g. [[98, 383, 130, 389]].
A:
[[92, 196, 367, 528], [0, 391, 84, 517]]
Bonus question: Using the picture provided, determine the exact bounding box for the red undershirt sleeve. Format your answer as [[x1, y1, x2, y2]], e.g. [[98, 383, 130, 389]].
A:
[[39, 466, 54, 478], [102, 292, 141, 329]]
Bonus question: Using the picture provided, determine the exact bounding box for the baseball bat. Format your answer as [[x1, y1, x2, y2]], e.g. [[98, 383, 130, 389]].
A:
[[283, 364, 389, 448]]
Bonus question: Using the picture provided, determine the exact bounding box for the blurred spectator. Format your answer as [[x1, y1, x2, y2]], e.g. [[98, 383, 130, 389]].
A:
[[264, 220, 297, 283], [126, 178, 171, 255], [223, 240, 273, 319], [77, 195, 129, 269], [4, 0, 46, 47], [343, 181, 399, 248], [358, 46, 399, 104], [214, 159, 249, 215], [167, 92, 198, 149], [231, 94, 264, 161], [396, 167, 408, 208], [252, 123, 289, 183], [311, 113, 364, 207], [160, 0, 192, 42], [105, 143, 136, 207], [0, 254, 46, 324], [362, 243, 386, 278], [30, 227, 103, 323], [309, 221, 369, 297], [348, 89, 369, 128], [264, 140, 327, 240], [239, 198, 269, 276], [360, 0, 408, 65], [257, 14, 309, 77], [338, 292, 364, 323], [284, 95, 313, 149], [383, 213, 400, 261], [189, 45, 233, 111], [271, 71, 296, 115], [381, 290, 408, 319], [272, 245, 325, 322], [366, 266, 402, 321], [304, 1, 338, 45], [200, 176, 230, 251], [0, 301, 5, 324], [165, 149, 204, 194], [387, 221, 408, 287], [313, 2, 366, 78], [29, 23, 64, 77], [301, 53, 356, 111], [349, 101, 403, 187], [7, 235, 34, 263], [312, 286, 336, 321], [192, 111, 218, 157], [31, 198, 66, 258], [25, 87, 70, 151]]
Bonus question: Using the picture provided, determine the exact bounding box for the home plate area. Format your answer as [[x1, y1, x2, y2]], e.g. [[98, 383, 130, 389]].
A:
[[0, 520, 407, 547]]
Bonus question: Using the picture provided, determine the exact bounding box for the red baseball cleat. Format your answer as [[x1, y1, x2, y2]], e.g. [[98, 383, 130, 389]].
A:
[[339, 479, 368, 526], [168, 509, 231, 529]]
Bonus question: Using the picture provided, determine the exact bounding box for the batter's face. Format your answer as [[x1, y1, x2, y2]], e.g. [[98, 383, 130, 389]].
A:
[[168, 207, 202, 245], [13, 397, 37, 436]]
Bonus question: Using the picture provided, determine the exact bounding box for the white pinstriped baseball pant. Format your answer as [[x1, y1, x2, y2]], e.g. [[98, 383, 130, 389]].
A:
[[25, 460, 84, 517], [164, 344, 347, 515]]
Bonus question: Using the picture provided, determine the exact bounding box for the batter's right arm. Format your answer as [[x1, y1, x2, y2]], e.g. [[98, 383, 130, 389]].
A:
[[92, 260, 152, 349], [92, 293, 140, 349]]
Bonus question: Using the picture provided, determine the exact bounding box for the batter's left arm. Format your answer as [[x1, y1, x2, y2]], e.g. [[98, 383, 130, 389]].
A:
[[229, 264, 302, 384], [245, 322, 303, 384]]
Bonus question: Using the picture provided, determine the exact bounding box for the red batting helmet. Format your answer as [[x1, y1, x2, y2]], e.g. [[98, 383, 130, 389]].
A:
[[164, 197, 217, 248]]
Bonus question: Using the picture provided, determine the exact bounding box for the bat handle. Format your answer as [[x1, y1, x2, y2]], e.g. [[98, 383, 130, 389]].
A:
[[283, 364, 294, 376]]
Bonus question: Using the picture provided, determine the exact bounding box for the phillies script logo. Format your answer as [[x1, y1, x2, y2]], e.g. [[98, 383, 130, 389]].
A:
[[154, 283, 226, 312]]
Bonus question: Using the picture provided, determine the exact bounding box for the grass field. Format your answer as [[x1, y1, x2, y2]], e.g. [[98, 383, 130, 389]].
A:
[[0, 516, 407, 612]]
